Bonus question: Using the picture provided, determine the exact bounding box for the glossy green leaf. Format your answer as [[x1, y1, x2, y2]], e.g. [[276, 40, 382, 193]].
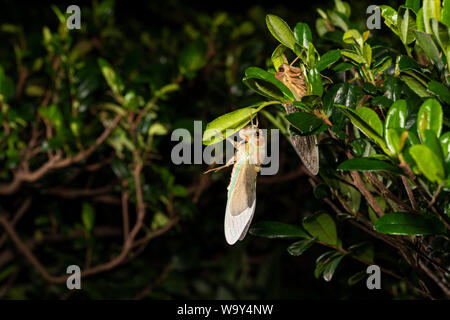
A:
[[336, 105, 388, 152], [400, 74, 430, 97], [202, 102, 276, 145], [266, 14, 297, 50], [323, 254, 345, 281], [374, 212, 446, 235], [362, 43, 372, 65], [333, 62, 354, 72], [287, 238, 316, 256], [385, 99, 407, 130], [414, 31, 444, 70], [440, 132, 450, 160], [286, 111, 328, 135], [308, 67, 323, 96], [302, 211, 338, 246], [249, 221, 310, 239], [409, 144, 445, 182], [417, 98, 443, 140], [343, 29, 363, 48], [316, 50, 342, 71], [431, 18, 450, 52], [271, 44, 286, 71], [423, 0, 441, 33], [398, 7, 416, 45], [340, 49, 366, 64], [243, 67, 294, 102], [337, 158, 402, 174], [405, 0, 421, 14], [380, 5, 399, 36], [355, 107, 383, 137], [398, 55, 420, 71], [386, 128, 407, 156], [423, 129, 445, 162], [293, 22, 312, 48], [427, 80, 450, 104], [443, 0, 450, 26]]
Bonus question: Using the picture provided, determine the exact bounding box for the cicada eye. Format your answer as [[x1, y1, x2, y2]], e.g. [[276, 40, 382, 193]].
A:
[[278, 66, 284, 72]]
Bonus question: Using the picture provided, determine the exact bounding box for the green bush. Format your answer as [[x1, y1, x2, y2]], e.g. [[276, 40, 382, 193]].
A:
[[205, 0, 450, 298]]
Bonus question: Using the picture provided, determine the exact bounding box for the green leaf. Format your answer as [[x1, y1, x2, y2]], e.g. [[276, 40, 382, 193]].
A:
[[423, 129, 445, 162], [427, 80, 450, 104], [336, 105, 388, 152], [302, 211, 338, 246], [81, 202, 95, 232], [340, 49, 366, 64], [203, 104, 273, 145], [287, 238, 316, 256], [337, 181, 361, 214], [307, 67, 323, 96], [414, 31, 444, 70], [333, 62, 354, 72], [380, 5, 399, 36], [400, 74, 430, 97], [123, 91, 144, 110], [386, 128, 408, 156], [409, 144, 445, 182], [271, 44, 286, 71], [431, 18, 450, 53], [98, 58, 124, 97], [285, 112, 328, 135], [355, 107, 383, 137], [398, 55, 420, 71], [316, 50, 342, 71], [440, 132, 450, 160], [398, 7, 417, 45], [243, 67, 294, 102], [293, 22, 312, 48], [443, 0, 450, 26], [337, 158, 403, 174], [323, 254, 345, 281], [374, 212, 446, 235], [266, 14, 297, 51], [249, 221, 310, 239], [423, 0, 442, 33], [405, 0, 421, 14], [343, 29, 363, 48], [417, 98, 443, 140], [348, 270, 367, 286], [385, 99, 407, 130], [362, 43, 372, 65]]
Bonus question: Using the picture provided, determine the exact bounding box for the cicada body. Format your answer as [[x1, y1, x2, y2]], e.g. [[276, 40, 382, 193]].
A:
[[205, 123, 265, 245]]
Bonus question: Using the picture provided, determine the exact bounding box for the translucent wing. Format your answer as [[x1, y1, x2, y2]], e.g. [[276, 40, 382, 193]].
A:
[[284, 104, 319, 175], [224, 156, 257, 245]]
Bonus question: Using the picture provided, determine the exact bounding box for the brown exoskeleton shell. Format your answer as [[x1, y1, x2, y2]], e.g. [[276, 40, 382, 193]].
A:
[[275, 62, 319, 175]]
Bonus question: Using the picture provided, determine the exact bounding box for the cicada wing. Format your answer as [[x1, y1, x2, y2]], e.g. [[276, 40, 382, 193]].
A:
[[290, 134, 319, 175], [224, 159, 257, 245], [284, 104, 319, 175]]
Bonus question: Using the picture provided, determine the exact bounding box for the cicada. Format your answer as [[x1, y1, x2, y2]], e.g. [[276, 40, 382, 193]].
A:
[[205, 119, 265, 245], [275, 57, 322, 176]]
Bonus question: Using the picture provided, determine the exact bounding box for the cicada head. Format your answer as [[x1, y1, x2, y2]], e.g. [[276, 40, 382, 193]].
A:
[[239, 126, 265, 165]]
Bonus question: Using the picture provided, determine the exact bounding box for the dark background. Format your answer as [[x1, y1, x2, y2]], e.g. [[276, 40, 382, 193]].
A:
[[0, 0, 403, 299]]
